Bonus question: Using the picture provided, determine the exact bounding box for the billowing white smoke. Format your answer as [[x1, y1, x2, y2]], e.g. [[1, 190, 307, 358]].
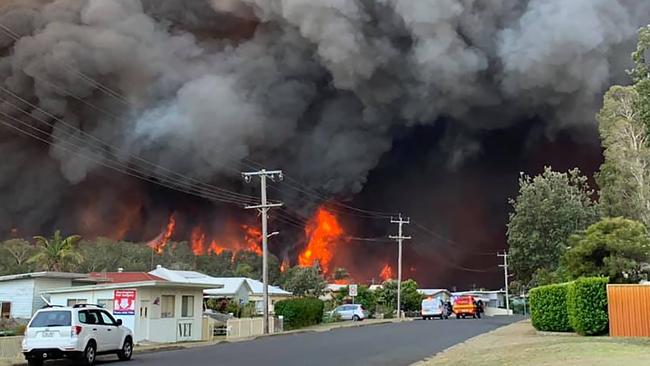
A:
[[0, 0, 648, 231]]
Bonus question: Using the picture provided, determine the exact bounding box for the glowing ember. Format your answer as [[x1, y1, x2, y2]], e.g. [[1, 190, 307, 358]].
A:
[[380, 263, 393, 281], [147, 214, 176, 254], [298, 207, 345, 274], [334, 279, 350, 285]]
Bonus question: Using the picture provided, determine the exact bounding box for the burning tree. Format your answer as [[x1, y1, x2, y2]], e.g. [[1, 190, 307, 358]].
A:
[[298, 207, 347, 274]]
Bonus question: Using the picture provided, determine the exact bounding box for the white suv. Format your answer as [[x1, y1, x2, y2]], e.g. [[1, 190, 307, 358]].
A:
[[22, 304, 134, 366]]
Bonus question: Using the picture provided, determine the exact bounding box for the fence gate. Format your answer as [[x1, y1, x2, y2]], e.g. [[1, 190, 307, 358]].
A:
[[607, 284, 650, 337]]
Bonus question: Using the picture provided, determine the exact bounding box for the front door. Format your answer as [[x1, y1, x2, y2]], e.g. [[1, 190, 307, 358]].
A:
[[137, 300, 150, 341], [96, 310, 121, 350]]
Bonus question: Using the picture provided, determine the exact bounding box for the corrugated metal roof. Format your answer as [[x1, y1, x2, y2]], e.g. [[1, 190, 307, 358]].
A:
[[88, 272, 166, 283], [0, 271, 89, 282]]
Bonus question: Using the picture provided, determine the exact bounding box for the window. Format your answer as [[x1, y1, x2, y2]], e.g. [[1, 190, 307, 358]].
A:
[[78, 310, 99, 325], [1, 302, 10, 319], [97, 299, 114, 312], [161, 295, 175, 318], [29, 311, 71, 328], [181, 296, 194, 318], [97, 310, 117, 326], [66, 299, 87, 307]]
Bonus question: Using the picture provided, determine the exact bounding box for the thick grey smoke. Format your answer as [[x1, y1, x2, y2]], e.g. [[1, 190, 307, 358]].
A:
[[0, 0, 648, 234]]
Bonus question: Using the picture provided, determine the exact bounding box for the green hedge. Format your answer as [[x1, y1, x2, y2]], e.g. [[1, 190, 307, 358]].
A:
[[274, 298, 324, 330], [529, 283, 572, 332], [567, 277, 609, 335]]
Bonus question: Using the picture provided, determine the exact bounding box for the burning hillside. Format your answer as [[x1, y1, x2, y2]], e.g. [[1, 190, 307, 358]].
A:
[[0, 0, 648, 287]]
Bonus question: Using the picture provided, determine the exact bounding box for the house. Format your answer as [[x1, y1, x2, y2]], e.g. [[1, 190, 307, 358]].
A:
[[319, 283, 348, 301], [452, 290, 507, 308], [202, 278, 253, 305], [0, 272, 102, 321], [418, 289, 452, 302], [244, 278, 292, 314], [44, 272, 219, 344], [149, 266, 292, 314]]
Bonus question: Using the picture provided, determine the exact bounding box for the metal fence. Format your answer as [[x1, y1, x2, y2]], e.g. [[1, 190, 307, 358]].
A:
[[607, 284, 650, 337]]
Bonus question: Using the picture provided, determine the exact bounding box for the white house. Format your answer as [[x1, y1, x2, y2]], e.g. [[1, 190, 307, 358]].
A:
[[203, 278, 253, 305], [44, 273, 219, 344], [0, 272, 101, 321], [418, 289, 452, 302], [149, 266, 292, 314], [452, 290, 507, 308]]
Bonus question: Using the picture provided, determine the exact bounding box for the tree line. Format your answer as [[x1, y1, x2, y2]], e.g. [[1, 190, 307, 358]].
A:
[[508, 26, 650, 291]]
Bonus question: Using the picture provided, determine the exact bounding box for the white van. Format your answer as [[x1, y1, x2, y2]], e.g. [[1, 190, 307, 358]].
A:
[[421, 297, 448, 320]]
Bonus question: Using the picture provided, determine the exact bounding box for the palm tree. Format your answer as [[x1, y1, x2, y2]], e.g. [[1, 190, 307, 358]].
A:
[[29, 231, 83, 272]]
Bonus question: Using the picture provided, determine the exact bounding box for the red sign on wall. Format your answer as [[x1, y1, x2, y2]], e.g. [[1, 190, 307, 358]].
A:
[[113, 290, 136, 315]]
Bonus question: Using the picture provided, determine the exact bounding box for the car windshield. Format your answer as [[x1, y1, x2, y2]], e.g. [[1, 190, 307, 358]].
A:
[[29, 310, 72, 327]]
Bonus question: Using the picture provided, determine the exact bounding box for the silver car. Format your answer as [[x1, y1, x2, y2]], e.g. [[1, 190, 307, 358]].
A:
[[330, 304, 367, 321]]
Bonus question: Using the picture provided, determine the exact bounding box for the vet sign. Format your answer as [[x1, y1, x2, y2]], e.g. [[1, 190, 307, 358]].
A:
[[113, 290, 136, 315], [349, 284, 358, 297]]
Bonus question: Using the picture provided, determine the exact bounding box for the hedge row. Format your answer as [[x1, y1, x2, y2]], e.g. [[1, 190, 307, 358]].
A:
[[567, 277, 609, 335], [529, 283, 572, 332], [274, 298, 324, 330], [529, 277, 609, 336]]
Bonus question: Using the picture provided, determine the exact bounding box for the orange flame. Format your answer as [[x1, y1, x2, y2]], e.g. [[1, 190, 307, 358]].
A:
[[298, 207, 345, 274], [380, 263, 393, 281], [280, 257, 290, 272], [191, 227, 207, 256], [188, 223, 262, 257], [147, 214, 176, 255]]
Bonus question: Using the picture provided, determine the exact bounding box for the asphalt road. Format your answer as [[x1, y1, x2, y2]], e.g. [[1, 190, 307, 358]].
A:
[[102, 316, 522, 366]]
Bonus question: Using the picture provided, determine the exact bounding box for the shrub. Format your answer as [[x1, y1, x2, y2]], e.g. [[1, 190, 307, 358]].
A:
[[529, 283, 572, 332], [567, 277, 609, 335], [274, 298, 324, 330]]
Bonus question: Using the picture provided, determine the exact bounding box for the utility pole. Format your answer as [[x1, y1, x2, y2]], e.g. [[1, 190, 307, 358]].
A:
[[243, 169, 283, 334], [389, 214, 411, 319], [497, 252, 510, 315]]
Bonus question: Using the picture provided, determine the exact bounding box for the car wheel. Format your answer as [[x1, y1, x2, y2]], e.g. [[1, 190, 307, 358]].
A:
[[81, 342, 96, 366], [118, 337, 133, 361], [352, 315, 360, 321], [27, 359, 43, 366]]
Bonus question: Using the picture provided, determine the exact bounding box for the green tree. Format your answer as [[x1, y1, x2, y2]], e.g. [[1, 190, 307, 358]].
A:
[[280, 265, 327, 297], [507, 167, 599, 286], [29, 231, 83, 272], [597, 85, 650, 226], [630, 25, 650, 130], [334, 285, 377, 315], [376, 279, 422, 312], [563, 217, 650, 283], [0, 239, 37, 275], [195, 251, 235, 277]]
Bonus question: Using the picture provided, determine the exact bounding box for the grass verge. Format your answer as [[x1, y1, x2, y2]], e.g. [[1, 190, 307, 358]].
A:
[[417, 320, 650, 366]]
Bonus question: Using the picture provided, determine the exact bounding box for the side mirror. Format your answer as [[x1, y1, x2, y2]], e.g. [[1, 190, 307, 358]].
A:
[[116, 319, 123, 326]]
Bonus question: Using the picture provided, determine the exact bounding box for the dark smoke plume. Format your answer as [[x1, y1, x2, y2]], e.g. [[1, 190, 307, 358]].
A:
[[0, 0, 647, 247]]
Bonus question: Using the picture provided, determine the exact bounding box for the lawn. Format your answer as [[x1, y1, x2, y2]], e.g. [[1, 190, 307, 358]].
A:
[[417, 320, 650, 366]]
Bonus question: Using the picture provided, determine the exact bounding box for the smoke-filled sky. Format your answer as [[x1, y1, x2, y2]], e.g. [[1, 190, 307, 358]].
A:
[[0, 0, 648, 288]]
